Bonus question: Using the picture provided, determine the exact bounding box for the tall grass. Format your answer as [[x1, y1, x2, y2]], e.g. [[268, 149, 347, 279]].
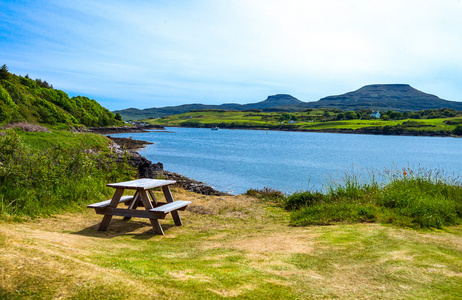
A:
[[0, 131, 136, 219], [286, 168, 462, 229]]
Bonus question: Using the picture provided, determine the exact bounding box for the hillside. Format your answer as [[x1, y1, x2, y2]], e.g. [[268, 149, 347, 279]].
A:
[[115, 84, 462, 120], [114, 94, 302, 120], [304, 84, 462, 111], [0, 65, 123, 127]]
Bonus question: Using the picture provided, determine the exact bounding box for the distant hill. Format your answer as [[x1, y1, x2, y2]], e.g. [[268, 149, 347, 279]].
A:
[[114, 94, 302, 120], [0, 65, 123, 127], [303, 84, 462, 112], [115, 84, 462, 120]]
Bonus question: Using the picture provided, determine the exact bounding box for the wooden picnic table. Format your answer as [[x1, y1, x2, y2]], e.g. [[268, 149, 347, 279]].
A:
[[87, 178, 191, 235]]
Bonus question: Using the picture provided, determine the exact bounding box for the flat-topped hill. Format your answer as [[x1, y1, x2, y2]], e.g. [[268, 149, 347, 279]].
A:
[[305, 84, 462, 111]]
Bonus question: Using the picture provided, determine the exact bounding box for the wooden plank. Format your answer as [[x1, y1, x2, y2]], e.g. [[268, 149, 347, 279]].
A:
[[97, 188, 124, 231], [107, 179, 176, 190], [94, 207, 165, 219], [149, 201, 191, 214], [162, 186, 183, 226], [87, 195, 134, 208]]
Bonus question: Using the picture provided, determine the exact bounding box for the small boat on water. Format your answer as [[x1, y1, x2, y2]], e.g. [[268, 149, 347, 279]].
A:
[[211, 126, 219, 130]]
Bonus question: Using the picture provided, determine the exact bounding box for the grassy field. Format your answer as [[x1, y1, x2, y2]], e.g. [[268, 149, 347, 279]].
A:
[[147, 110, 461, 135], [1, 187, 461, 299]]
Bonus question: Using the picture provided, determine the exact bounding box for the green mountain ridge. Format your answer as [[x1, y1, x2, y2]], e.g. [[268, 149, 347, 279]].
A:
[[0, 65, 123, 127], [115, 84, 462, 120], [115, 94, 301, 120]]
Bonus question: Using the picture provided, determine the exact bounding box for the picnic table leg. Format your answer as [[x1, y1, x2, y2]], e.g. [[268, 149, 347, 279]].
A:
[[140, 190, 164, 235], [98, 188, 124, 231], [162, 186, 183, 226], [123, 191, 141, 221], [148, 189, 158, 206]]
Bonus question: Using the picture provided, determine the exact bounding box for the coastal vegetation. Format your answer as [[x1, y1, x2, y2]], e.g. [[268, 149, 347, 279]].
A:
[[248, 168, 462, 229], [0, 65, 123, 128], [0, 125, 136, 220], [146, 108, 462, 136]]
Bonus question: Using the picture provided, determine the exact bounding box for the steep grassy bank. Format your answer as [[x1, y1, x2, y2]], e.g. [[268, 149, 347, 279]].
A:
[[0, 189, 461, 299]]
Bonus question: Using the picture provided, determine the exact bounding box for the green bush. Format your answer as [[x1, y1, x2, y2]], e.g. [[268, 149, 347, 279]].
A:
[[245, 187, 285, 204], [284, 191, 324, 210], [453, 124, 462, 135], [0, 131, 136, 218]]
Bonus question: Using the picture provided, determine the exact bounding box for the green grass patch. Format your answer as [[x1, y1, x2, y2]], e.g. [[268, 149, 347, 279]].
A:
[[286, 168, 462, 229]]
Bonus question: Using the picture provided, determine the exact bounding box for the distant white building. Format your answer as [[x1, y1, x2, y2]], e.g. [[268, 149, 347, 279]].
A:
[[288, 120, 295, 124], [370, 111, 381, 118]]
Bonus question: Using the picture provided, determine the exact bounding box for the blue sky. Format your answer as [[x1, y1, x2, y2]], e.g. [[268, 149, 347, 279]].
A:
[[1, 0, 462, 111]]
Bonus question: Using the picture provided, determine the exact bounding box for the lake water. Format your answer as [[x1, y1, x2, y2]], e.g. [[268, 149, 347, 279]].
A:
[[112, 127, 462, 194]]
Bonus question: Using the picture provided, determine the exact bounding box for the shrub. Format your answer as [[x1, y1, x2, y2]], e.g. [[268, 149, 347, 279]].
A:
[[0, 131, 136, 218], [284, 191, 324, 210], [453, 124, 462, 135], [245, 187, 285, 204]]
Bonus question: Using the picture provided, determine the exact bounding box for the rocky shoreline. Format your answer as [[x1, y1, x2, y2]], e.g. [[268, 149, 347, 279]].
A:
[[107, 135, 228, 196], [106, 136, 153, 150], [89, 124, 165, 134]]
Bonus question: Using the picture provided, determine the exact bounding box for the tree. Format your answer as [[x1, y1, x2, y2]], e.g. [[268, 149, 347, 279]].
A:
[[115, 112, 123, 121], [0, 64, 9, 80], [454, 125, 462, 135], [389, 111, 403, 119], [344, 111, 357, 120], [278, 113, 291, 122]]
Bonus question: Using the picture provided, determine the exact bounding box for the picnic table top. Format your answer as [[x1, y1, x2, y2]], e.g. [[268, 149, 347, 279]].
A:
[[106, 178, 176, 190]]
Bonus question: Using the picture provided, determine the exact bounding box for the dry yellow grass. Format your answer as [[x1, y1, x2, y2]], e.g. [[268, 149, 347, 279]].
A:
[[1, 188, 461, 299]]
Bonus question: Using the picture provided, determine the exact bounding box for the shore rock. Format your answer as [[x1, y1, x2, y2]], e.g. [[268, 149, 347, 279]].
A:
[[107, 136, 153, 150], [163, 171, 228, 196]]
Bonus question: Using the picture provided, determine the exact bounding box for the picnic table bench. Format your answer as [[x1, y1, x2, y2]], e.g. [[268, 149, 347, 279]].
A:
[[87, 179, 191, 235]]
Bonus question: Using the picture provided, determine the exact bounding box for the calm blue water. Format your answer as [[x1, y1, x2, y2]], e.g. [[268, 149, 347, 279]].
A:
[[111, 127, 462, 194]]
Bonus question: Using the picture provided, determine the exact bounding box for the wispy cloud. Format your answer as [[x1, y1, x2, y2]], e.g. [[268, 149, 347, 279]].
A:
[[1, 0, 461, 110]]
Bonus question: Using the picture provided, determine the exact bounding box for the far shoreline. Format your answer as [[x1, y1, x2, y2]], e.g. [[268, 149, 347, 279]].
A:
[[158, 125, 457, 138]]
